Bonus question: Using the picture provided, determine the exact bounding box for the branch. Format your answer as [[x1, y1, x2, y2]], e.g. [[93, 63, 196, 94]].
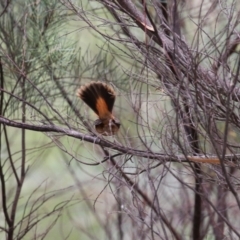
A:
[[116, 0, 154, 31], [1, 116, 240, 165]]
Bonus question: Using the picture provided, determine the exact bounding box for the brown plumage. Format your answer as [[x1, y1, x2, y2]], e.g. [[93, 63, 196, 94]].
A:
[[77, 81, 120, 135]]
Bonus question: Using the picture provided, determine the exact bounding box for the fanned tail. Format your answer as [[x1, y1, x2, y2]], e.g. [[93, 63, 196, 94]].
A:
[[77, 81, 116, 119]]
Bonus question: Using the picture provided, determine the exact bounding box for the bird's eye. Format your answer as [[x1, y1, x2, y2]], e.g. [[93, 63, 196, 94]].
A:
[[113, 119, 121, 127]]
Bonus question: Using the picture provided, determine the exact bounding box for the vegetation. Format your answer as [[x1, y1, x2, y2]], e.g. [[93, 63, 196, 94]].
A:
[[0, 0, 240, 239]]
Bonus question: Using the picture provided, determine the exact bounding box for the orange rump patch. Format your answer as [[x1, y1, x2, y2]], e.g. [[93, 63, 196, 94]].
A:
[[96, 97, 111, 119]]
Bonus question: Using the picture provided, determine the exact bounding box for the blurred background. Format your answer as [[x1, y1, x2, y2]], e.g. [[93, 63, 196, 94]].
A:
[[1, 0, 240, 239]]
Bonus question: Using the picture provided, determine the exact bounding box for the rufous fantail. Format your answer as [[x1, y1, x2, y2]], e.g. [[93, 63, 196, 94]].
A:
[[77, 81, 120, 136]]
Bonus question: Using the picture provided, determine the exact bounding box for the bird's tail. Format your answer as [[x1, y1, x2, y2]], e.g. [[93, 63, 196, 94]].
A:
[[77, 81, 116, 119]]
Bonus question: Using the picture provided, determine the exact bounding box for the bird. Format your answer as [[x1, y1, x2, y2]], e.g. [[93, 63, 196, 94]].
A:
[[77, 81, 120, 136]]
